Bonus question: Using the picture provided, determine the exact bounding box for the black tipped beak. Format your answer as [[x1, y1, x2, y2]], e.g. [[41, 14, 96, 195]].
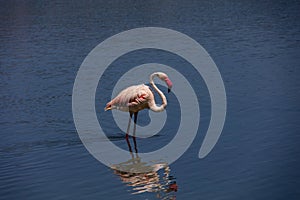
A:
[[168, 88, 171, 93]]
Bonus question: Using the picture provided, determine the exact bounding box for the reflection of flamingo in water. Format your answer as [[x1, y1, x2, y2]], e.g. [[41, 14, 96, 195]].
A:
[[111, 151, 178, 199], [104, 72, 173, 152]]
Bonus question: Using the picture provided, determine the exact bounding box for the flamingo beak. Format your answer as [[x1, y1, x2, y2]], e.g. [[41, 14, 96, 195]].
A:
[[165, 78, 173, 93]]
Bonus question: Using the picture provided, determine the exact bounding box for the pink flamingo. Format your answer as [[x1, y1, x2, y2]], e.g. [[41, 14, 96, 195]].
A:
[[104, 72, 173, 152]]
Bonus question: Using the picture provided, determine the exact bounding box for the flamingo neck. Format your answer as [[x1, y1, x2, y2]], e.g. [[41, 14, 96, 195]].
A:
[[149, 73, 167, 112]]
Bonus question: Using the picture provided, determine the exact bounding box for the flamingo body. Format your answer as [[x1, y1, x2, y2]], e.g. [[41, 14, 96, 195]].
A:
[[105, 84, 153, 113], [105, 72, 172, 113]]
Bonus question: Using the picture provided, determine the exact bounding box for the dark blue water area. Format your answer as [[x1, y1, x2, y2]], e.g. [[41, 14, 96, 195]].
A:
[[1, 0, 300, 199]]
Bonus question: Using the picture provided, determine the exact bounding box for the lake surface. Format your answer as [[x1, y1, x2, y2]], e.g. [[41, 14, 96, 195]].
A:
[[1, 1, 300, 199]]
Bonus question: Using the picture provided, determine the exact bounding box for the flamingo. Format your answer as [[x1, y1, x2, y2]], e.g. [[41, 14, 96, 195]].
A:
[[104, 72, 173, 152]]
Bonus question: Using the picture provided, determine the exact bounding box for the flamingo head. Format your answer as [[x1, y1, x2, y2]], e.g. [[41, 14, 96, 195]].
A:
[[156, 72, 173, 93]]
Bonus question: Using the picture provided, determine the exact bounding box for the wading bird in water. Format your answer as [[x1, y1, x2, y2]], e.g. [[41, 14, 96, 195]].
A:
[[104, 72, 173, 152]]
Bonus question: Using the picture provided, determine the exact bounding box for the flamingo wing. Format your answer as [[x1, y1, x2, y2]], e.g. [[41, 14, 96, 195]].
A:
[[105, 84, 152, 112]]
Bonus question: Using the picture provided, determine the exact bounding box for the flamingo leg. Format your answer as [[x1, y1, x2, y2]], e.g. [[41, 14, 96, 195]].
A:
[[126, 112, 133, 152], [133, 112, 138, 153]]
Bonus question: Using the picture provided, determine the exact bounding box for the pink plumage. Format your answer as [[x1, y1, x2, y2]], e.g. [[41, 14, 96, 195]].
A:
[[104, 72, 173, 152], [105, 72, 172, 113], [105, 84, 152, 113]]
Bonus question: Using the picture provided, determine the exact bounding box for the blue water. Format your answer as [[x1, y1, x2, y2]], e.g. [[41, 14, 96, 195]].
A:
[[1, 0, 300, 199]]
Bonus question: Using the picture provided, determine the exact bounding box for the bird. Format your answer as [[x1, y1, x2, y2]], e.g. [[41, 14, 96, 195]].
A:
[[104, 72, 173, 152]]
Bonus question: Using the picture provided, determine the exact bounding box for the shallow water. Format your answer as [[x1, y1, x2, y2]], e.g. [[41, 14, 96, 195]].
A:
[[1, 1, 300, 199]]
